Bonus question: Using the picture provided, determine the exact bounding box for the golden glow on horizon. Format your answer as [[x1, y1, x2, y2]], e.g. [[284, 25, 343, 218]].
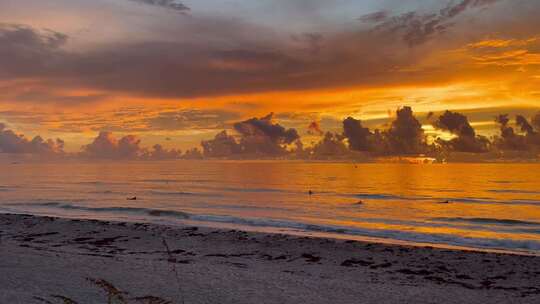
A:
[[2, 77, 538, 152], [0, 20, 539, 152]]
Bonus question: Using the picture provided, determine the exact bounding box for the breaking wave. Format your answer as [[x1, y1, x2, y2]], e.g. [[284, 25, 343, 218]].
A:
[[7, 202, 191, 219]]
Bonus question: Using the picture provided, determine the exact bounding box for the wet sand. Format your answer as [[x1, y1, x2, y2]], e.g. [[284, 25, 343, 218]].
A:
[[1, 213, 539, 303]]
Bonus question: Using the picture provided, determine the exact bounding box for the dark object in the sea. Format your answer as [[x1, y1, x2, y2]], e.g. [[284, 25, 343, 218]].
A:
[[127, 196, 137, 201], [438, 200, 451, 204], [355, 200, 364, 205], [308, 190, 313, 196]]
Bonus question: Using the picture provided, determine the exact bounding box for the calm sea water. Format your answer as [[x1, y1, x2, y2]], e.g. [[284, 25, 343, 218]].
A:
[[1, 160, 539, 254]]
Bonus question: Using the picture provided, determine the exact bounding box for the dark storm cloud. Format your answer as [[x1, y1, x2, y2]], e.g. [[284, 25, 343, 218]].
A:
[[433, 111, 476, 137], [201, 113, 300, 157], [0, 23, 300, 99], [515, 113, 540, 147], [493, 112, 540, 152], [384, 107, 427, 154], [303, 107, 429, 158], [365, 0, 502, 46], [433, 110, 490, 153], [516, 115, 535, 135], [0, 0, 533, 103], [342, 117, 372, 151], [233, 113, 300, 156], [339, 107, 427, 156], [0, 23, 67, 78], [494, 114, 529, 151], [0, 123, 65, 156], [0, 1, 496, 102], [233, 113, 300, 145], [34, 38, 308, 98], [128, 0, 190, 12]]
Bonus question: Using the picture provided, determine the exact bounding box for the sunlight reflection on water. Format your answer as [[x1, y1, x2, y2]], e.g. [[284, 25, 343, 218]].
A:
[[1, 160, 539, 253]]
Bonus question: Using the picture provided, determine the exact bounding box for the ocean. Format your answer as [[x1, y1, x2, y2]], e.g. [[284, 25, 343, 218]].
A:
[[1, 160, 539, 254]]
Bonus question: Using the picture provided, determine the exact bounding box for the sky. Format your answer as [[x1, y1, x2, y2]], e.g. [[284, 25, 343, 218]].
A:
[[0, 0, 539, 154]]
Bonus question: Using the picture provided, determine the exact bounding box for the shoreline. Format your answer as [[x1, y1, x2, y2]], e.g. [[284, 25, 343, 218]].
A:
[[2, 209, 538, 257], [1, 213, 539, 303]]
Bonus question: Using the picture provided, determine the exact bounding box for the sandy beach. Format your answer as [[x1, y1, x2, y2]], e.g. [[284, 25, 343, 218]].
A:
[[1, 213, 539, 304]]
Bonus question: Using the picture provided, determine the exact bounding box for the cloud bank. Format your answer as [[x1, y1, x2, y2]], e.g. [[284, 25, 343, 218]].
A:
[[202, 113, 300, 157], [80, 131, 183, 160], [494, 113, 540, 152], [0, 123, 64, 156], [2, 107, 540, 161], [1, 0, 532, 104], [433, 110, 490, 153]]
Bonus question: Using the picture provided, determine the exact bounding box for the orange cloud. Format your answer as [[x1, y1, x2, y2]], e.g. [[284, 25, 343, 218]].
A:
[[1, 0, 540, 154]]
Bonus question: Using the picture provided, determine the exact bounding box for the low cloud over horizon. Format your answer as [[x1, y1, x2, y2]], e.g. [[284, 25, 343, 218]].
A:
[[0, 0, 539, 153], [2, 107, 539, 161]]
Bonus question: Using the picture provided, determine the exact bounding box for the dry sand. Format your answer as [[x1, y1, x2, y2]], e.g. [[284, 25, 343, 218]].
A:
[[1, 213, 539, 304]]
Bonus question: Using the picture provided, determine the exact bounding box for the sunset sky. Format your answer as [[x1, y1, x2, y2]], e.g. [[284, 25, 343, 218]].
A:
[[1, 0, 539, 152]]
